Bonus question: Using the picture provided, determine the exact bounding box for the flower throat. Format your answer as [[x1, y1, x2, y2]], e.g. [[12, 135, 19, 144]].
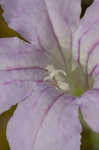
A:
[[45, 60, 94, 97]]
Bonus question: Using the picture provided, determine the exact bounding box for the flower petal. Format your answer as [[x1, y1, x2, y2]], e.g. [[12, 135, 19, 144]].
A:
[[0, 37, 48, 69], [0, 37, 49, 114], [7, 83, 81, 150], [0, 37, 48, 80], [0, 0, 81, 64], [80, 89, 99, 132], [0, 0, 68, 65], [93, 75, 99, 88], [0, 80, 34, 114], [45, 0, 81, 48], [73, 1, 99, 75]]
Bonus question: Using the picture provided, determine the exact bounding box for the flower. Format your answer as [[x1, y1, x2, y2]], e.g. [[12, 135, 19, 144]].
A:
[[0, 0, 99, 149]]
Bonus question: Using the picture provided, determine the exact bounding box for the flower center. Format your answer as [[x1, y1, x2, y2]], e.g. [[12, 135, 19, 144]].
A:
[[45, 63, 94, 97]]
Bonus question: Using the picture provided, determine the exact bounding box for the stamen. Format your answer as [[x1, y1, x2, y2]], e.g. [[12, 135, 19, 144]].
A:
[[46, 65, 55, 73], [57, 81, 70, 91], [44, 65, 69, 91], [44, 61, 94, 96], [50, 70, 66, 79]]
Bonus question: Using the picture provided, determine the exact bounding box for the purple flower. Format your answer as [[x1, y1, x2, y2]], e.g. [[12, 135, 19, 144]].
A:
[[0, 0, 99, 149]]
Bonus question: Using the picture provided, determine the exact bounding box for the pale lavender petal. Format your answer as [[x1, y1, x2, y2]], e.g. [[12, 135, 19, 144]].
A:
[[0, 80, 34, 114], [0, 37, 49, 69], [7, 83, 81, 150], [0, 0, 81, 64], [93, 75, 99, 88], [0, 37, 48, 81], [0, 0, 67, 65], [80, 89, 99, 132], [73, 1, 99, 75], [0, 37, 49, 114], [45, 0, 81, 49]]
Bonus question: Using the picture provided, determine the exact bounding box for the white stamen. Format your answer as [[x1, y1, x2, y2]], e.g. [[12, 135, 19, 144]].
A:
[[57, 81, 69, 91], [46, 65, 55, 73], [45, 65, 69, 91], [50, 69, 66, 79], [44, 76, 51, 81]]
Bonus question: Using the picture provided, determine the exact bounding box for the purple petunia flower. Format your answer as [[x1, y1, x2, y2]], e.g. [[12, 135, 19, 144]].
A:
[[0, 0, 99, 149]]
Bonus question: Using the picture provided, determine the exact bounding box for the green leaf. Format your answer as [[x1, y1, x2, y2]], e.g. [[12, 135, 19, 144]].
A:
[[79, 108, 99, 150], [0, 5, 29, 43], [0, 105, 17, 150], [80, 0, 94, 18]]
